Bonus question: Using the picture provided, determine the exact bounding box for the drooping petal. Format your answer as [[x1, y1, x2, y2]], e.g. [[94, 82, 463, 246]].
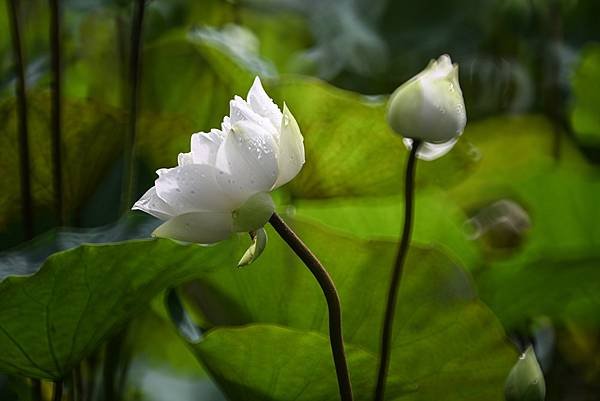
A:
[[191, 130, 224, 165], [273, 104, 305, 188], [132, 187, 176, 221], [229, 96, 278, 136], [155, 164, 236, 213], [215, 120, 279, 202], [247, 76, 282, 131], [403, 137, 459, 161], [152, 211, 234, 244]]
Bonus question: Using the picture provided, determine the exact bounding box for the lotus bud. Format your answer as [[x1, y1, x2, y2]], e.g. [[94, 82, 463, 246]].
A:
[[387, 54, 467, 160], [505, 346, 546, 401], [238, 228, 268, 267]]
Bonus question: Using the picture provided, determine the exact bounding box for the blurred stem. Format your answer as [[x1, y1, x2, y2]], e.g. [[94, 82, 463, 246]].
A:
[[6, 0, 33, 240], [120, 0, 146, 213], [31, 378, 42, 401], [49, 0, 64, 226], [103, 332, 123, 401], [85, 355, 98, 401], [268, 213, 353, 401], [52, 380, 63, 401], [373, 140, 420, 401], [73, 366, 83, 401], [103, 327, 132, 401]]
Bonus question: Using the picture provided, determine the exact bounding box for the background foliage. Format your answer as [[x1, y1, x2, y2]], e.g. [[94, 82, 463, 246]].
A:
[[2, 0, 600, 400]]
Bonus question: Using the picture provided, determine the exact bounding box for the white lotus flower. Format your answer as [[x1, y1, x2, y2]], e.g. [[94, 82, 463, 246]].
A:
[[133, 77, 305, 244], [386, 54, 467, 160]]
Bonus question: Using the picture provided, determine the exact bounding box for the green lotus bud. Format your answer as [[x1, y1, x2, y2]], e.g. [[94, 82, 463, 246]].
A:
[[505, 346, 546, 401], [238, 228, 268, 267], [386, 54, 467, 160], [232, 192, 274, 233]]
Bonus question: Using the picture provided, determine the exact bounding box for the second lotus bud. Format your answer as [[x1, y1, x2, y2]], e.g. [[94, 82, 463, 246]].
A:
[[387, 54, 467, 160]]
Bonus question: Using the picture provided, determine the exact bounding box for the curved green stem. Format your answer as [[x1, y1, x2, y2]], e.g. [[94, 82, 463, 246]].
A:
[[269, 213, 353, 401], [373, 141, 420, 401]]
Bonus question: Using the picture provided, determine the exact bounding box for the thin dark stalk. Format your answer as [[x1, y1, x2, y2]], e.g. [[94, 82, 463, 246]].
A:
[[31, 378, 42, 401], [103, 334, 121, 401], [373, 141, 420, 401], [49, 0, 64, 226], [6, 0, 33, 239], [52, 380, 63, 401], [103, 327, 132, 401], [268, 213, 353, 401], [85, 356, 98, 401], [120, 0, 146, 213], [73, 366, 84, 401]]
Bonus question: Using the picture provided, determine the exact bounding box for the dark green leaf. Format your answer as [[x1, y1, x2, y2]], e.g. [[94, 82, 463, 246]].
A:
[[0, 237, 241, 379]]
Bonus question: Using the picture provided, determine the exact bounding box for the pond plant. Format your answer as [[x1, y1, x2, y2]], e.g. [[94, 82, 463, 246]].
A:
[[4, 1, 600, 401]]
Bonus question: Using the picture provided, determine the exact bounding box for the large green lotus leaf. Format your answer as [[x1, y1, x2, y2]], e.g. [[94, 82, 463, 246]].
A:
[[570, 44, 600, 146], [193, 324, 404, 401], [449, 114, 588, 208], [238, 9, 312, 73], [186, 217, 515, 400], [475, 168, 600, 328], [0, 93, 125, 232], [62, 10, 124, 107], [140, 31, 252, 127], [267, 77, 477, 199], [292, 188, 480, 268], [0, 213, 159, 280], [477, 252, 600, 329], [0, 237, 243, 380]]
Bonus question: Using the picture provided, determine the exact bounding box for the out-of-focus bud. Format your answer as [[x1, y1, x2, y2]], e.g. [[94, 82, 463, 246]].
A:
[[505, 346, 546, 401], [465, 199, 531, 250], [387, 54, 467, 160]]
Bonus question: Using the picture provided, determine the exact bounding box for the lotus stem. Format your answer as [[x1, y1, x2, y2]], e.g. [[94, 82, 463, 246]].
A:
[[7, 0, 33, 239], [49, 0, 64, 225], [269, 213, 353, 401], [374, 140, 420, 401], [121, 0, 146, 213], [52, 380, 63, 401]]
